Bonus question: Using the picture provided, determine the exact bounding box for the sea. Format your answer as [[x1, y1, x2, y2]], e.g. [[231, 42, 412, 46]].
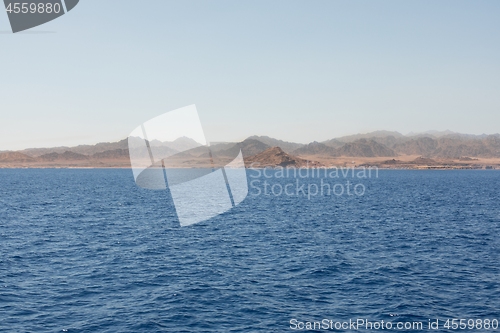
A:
[[1, 169, 499, 332]]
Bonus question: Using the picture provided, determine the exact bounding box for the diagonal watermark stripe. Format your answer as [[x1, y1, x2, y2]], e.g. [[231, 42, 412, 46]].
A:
[[128, 105, 249, 227]]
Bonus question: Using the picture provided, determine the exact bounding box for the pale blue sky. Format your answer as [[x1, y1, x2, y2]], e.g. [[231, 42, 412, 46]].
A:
[[1, 0, 500, 150]]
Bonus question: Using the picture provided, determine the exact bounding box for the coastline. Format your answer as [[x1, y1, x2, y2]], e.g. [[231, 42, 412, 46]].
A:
[[1, 166, 498, 170]]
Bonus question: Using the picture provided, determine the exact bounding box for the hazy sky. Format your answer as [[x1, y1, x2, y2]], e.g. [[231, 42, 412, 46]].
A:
[[1, 0, 500, 150]]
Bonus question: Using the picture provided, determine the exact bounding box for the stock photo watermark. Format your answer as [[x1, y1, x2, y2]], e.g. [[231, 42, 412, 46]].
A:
[[289, 318, 499, 331], [128, 105, 249, 227], [3, 0, 79, 33], [248, 164, 379, 200]]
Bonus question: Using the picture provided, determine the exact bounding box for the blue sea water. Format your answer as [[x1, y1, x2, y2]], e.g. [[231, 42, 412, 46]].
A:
[[0, 169, 499, 332]]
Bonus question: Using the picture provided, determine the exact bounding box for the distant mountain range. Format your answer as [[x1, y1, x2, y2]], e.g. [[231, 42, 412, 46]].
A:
[[1, 130, 500, 168]]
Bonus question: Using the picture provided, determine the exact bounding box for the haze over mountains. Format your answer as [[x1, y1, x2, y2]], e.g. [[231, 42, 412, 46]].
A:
[[1, 130, 500, 168]]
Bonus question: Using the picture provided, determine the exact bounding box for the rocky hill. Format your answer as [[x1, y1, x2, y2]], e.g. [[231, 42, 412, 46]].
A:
[[92, 149, 130, 160], [293, 142, 338, 156], [335, 139, 397, 157], [245, 136, 304, 154], [0, 152, 35, 162], [332, 130, 405, 142], [393, 136, 500, 158], [38, 151, 89, 161], [20, 139, 129, 157], [244, 147, 322, 168], [298, 139, 396, 157]]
